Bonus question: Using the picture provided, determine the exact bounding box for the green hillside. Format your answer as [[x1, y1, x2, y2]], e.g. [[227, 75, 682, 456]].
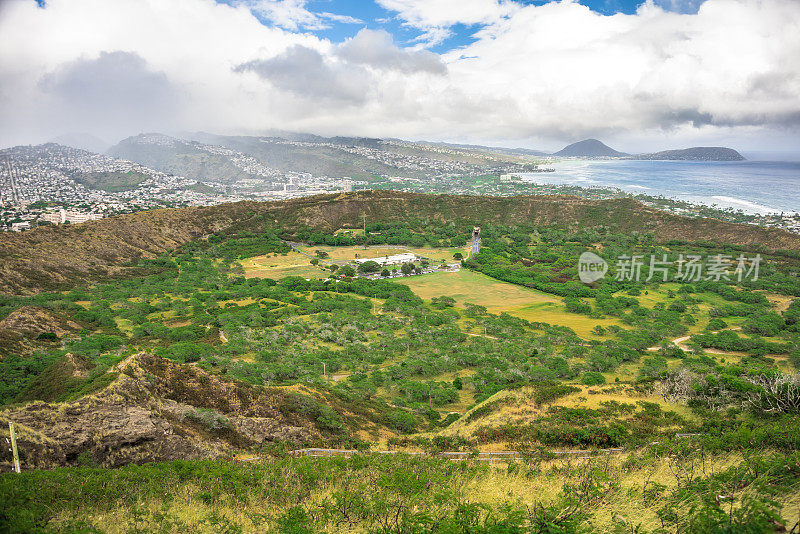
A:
[[72, 170, 149, 192], [1, 192, 800, 532], [108, 135, 270, 184]]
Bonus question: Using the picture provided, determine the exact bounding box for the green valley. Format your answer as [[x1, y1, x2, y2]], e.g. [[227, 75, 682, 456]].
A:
[[1, 193, 799, 533]]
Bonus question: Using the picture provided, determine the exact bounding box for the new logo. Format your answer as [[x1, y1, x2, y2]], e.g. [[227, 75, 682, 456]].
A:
[[578, 252, 607, 284]]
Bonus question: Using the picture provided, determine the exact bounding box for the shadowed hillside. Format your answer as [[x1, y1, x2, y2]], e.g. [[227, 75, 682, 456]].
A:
[[2, 191, 799, 295], [1, 352, 388, 468]]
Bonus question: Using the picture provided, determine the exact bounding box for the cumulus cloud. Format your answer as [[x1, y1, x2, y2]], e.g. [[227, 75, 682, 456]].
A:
[[376, 0, 519, 28], [439, 0, 800, 142], [653, 0, 706, 13], [233, 29, 444, 104], [0, 0, 798, 151], [336, 29, 446, 74], [376, 0, 520, 47], [37, 51, 181, 138], [235, 45, 370, 104], [236, 0, 362, 30]]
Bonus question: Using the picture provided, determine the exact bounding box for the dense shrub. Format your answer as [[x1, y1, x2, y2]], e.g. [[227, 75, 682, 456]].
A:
[[581, 372, 606, 386]]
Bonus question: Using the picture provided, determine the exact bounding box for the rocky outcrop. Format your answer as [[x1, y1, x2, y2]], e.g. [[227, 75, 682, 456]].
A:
[[0, 306, 82, 358], [228, 415, 313, 443], [0, 353, 321, 469], [0, 306, 81, 338], [3, 398, 212, 469]]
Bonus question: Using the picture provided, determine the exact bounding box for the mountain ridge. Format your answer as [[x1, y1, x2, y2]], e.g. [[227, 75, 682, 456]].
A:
[[1, 191, 799, 295], [552, 138, 745, 161], [633, 146, 745, 161]]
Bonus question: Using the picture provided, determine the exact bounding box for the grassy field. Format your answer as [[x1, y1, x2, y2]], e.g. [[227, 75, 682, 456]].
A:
[[397, 270, 560, 307], [240, 251, 329, 279], [239, 245, 626, 339], [240, 247, 786, 341], [241, 246, 467, 279], [397, 270, 620, 338]]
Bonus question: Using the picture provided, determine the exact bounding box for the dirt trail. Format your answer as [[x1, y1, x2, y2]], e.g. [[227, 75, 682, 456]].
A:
[[466, 332, 499, 340], [646, 327, 741, 354]]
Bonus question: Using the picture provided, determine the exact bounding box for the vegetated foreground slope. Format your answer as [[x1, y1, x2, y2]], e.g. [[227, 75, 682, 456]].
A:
[[2, 191, 800, 295], [1, 352, 386, 469]]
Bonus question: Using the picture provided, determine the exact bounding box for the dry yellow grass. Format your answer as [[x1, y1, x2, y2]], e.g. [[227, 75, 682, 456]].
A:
[[241, 251, 329, 279], [438, 383, 696, 440], [47, 452, 795, 534], [113, 317, 133, 335], [397, 270, 621, 338]]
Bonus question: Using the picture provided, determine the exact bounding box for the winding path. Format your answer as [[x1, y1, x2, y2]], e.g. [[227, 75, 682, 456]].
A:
[[646, 327, 742, 355]]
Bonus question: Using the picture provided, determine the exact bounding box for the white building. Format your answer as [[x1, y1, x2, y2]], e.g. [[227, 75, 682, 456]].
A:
[[39, 211, 63, 224], [353, 253, 416, 266], [39, 209, 104, 225]]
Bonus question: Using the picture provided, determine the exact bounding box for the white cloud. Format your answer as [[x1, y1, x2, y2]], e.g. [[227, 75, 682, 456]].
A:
[[37, 51, 181, 139], [235, 45, 372, 104], [407, 27, 454, 49], [652, 0, 706, 13], [337, 29, 446, 74], [321, 12, 364, 25], [0, 0, 798, 151], [237, 0, 361, 30], [376, 0, 520, 47], [376, 0, 519, 28], [438, 0, 800, 144]]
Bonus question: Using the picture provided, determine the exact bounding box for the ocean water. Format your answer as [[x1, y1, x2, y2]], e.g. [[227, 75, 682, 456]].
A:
[[519, 160, 800, 215]]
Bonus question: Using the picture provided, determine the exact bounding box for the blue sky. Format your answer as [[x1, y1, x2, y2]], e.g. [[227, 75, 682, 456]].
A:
[[214, 0, 704, 53]]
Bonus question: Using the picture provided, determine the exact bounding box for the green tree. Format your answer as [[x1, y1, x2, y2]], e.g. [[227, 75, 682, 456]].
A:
[[357, 260, 380, 273], [337, 265, 356, 277], [431, 296, 456, 309], [638, 356, 668, 381], [581, 371, 606, 386], [707, 318, 727, 331], [386, 409, 416, 433], [668, 301, 687, 313], [592, 325, 606, 336]]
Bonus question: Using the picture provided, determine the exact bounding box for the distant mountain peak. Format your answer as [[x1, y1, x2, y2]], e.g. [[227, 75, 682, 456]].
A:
[[553, 139, 628, 158], [49, 132, 110, 154], [634, 147, 745, 161]]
